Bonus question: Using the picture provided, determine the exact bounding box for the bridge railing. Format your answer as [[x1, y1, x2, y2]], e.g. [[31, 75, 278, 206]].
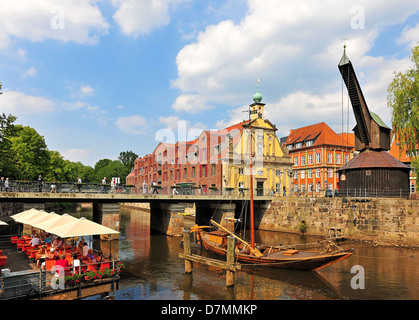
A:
[[0, 180, 133, 194]]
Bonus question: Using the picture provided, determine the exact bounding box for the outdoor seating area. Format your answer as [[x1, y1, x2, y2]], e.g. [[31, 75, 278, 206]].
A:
[[2, 208, 122, 290]]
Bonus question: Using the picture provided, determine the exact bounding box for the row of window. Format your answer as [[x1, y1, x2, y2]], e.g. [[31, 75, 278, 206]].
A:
[[293, 153, 349, 166], [294, 168, 338, 179], [287, 140, 314, 150], [293, 183, 334, 192]]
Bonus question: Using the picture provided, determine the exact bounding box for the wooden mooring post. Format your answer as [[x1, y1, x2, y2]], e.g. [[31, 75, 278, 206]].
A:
[[179, 230, 240, 287]]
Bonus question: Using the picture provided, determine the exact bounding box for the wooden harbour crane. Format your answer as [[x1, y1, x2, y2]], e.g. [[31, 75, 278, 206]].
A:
[[337, 45, 410, 198]]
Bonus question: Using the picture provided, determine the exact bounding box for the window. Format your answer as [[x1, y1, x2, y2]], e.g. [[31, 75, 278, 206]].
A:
[[212, 164, 216, 175], [308, 184, 313, 192], [287, 145, 293, 150], [306, 140, 313, 147], [238, 167, 244, 175], [257, 142, 263, 155], [301, 170, 305, 179], [296, 142, 302, 148], [184, 168, 187, 179], [328, 183, 333, 190], [276, 183, 281, 193], [276, 170, 281, 176], [316, 183, 320, 192], [301, 185, 305, 192], [308, 154, 313, 164], [328, 168, 333, 178], [294, 157, 299, 166], [192, 166, 195, 178], [308, 169, 312, 178], [328, 153, 333, 163], [316, 169, 320, 178], [336, 154, 341, 164], [301, 155, 306, 165], [316, 153, 321, 163], [344, 154, 349, 163], [294, 171, 298, 179]]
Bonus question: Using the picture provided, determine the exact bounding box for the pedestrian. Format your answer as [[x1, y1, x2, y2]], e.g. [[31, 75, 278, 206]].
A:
[[4, 178, 9, 192], [152, 181, 158, 194], [38, 175, 43, 192], [143, 181, 147, 194], [51, 180, 57, 193], [101, 177, 107, 193], [172, 181, 178, 195], [111, 177, 116, 193], [239, 183, 244, 196], [0, 177, 4, 191], [76, 177, 82, 193]]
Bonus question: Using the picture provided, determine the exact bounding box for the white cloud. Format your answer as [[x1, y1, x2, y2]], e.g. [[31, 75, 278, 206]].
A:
[[0, 90, 54, 115], [24, 67, 38, 78], [116, 115, 148, 134], [171, 93, 213, 113], [111, 0, 190, 37], [80, 85, 94, 96], [172, 0, 419, 133], [61, 148, 92, 164], [398, 23, 419, 48], [0, 0, 109, 49]]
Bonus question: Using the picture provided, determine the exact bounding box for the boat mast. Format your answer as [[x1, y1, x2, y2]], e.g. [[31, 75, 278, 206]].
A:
[[249, 103, 255, 249]]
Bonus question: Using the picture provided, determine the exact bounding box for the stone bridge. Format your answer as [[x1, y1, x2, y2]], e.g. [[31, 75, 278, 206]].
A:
[[0, 192, 273, 236]]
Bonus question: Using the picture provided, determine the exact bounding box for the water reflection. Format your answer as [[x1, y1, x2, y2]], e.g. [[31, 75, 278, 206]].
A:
[[89, 206, 418, 300]]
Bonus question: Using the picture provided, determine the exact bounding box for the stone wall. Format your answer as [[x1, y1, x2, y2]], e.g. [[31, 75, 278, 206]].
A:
[[257, 197, 419, 246]]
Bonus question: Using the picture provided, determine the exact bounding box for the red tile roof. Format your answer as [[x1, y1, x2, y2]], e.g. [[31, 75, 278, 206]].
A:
[[286, 122, 354, 149]]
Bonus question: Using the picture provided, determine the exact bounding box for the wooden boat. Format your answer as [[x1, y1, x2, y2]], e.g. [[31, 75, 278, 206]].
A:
[[195, 220, 354, 271], [191, 91, 353, 272]]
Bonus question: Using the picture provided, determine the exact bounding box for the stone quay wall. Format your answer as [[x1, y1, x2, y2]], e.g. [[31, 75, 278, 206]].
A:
[[257, 197, 419, 247]]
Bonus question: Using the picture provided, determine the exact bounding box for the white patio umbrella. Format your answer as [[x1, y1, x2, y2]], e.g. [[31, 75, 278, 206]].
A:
[[10, 208, 41, 221], [14, 210, 49, 224], [27, 212, 61, 229], [47, 217, 119, 238], [34, 213, 78, 234]]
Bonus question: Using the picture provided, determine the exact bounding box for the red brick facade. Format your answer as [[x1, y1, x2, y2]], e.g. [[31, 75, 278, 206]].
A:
[[284, 122, 355, 195]]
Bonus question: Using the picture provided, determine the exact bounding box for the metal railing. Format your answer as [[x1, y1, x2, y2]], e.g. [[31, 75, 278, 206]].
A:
[[0, 180, 133, 194]]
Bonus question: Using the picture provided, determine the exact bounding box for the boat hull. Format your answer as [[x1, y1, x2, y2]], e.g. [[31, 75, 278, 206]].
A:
[[198, 231, 353, 271]]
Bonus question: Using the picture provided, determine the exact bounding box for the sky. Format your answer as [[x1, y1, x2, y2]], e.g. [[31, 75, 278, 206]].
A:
[[0, 0, 418, 167]]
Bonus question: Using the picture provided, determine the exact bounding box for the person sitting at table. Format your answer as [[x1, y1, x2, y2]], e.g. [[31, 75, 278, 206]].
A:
[[82, 242, 90, 258], [72, 253, 81, 271], [55, 254, 70, 275], [43, 233, 52, 245], [95, 251, 106, 262], [36, 245, 47, 267], [51, 236, 63, 249], [85, 249, 96, 263], [30, 234, 42, 247]]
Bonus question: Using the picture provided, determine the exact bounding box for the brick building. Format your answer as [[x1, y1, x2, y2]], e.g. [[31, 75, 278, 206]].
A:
[[127, 91, 293, 195], [388, 132, 417, 194], [284, 122, 355, 195]]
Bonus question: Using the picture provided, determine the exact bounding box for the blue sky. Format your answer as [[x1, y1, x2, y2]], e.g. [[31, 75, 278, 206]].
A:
[[0, 0, 418, 167]]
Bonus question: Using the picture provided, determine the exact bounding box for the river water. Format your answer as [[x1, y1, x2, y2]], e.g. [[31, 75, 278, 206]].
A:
[[87, 205, 418, 300]]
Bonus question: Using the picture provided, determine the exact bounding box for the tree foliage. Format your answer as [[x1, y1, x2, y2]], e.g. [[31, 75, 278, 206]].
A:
[[387, 44, 419, 179], [118, 150, 138, 170], [0, 112, 135, 184]]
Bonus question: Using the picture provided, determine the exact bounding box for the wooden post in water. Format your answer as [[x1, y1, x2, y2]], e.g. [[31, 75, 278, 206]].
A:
[[183, 229, 192, 273], [226, 235, 235, 287]]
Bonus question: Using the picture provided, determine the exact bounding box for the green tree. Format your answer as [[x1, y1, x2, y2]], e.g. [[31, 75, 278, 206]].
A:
[[9, 125, 50, 180], [0, 113, 17, 177], [91, 158, 130, 184], [387, 44, 419, 180], [118, 150, 138, 170]]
